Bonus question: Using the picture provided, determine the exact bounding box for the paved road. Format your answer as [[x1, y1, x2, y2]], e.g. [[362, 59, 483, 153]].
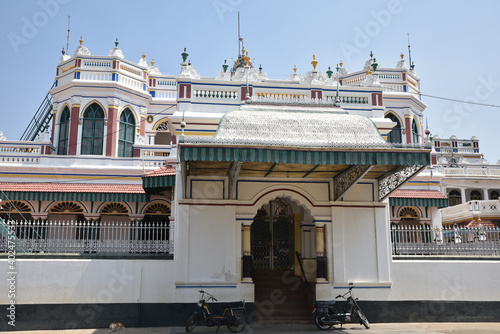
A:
[[4, 323, 500, 334]]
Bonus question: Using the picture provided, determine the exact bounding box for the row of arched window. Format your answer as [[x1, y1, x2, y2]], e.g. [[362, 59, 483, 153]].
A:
[[448, 190, 500, 206], [385, 112, 420, 144], [57, 103, 136, 157]]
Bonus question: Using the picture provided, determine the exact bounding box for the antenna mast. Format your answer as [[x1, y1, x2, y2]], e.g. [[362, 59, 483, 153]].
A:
[[238, 12, 241, 57], [407, 33, 412, 68], [66, 15, 71, 52]]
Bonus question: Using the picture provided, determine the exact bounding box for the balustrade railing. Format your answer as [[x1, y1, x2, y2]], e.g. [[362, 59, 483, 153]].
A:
[[441, 200, 499, 224], [0, 220, 173, 255], [391, 224, 500, 256], [194, 89, 238, 99], [154, 90, 177, 100]]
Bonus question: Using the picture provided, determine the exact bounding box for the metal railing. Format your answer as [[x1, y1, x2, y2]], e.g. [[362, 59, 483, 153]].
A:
[[0, 220, 173, 255], [391, 224, 500, 256]]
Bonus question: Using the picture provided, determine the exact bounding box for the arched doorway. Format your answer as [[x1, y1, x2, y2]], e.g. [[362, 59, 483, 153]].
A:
[[251, 198, 294, 270]]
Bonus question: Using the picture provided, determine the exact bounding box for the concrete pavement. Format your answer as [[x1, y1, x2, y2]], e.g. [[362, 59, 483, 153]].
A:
[[3, 323, 500, 334]]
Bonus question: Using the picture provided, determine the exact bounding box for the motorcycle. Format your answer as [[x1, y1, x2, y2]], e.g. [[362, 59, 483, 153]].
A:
[[185, 289, 247, 333], [312, 282, 370, 330]]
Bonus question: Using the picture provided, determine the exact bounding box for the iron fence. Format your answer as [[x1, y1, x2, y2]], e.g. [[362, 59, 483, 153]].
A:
[[391, 224, 500, 256], [0, 220, 173, 255]]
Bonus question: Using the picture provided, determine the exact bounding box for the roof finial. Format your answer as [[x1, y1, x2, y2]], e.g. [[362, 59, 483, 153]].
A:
[[114, 38, 119, 48], [181, 48, 188, 63], [339, 60, 343, 68], [293, 65, 297, 74], [62, 47, 65, 55], [151, 59, 155, 66], [222, 59, 228, 73], [400, 53, 404, 60], [326, 66, 333, 78], [79, 36, 83, 46], [142, 53, 146, 59], [311, 54, 318, 70], [370, 50, 373, 59]]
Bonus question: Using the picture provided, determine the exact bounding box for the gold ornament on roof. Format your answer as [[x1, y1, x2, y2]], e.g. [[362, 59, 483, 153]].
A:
[[311, 54, 318, 70], [400, 53, 404, 60], [244, 50, 250, 65], [79, 36, 83, 46], [339, 60, 343, 68], [142, 53, 146, 59], [293, 65, 297, 74], [151, 59, 155, 66]]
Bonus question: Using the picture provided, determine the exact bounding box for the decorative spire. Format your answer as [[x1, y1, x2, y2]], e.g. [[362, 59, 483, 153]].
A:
[[181, 48, 188, 63], [370, 50, 373, 59], [400, 53, 404, 60], [61, 48, 65, 55], [311, 55, 318, 70], [293, 65, 297, 74], [79, 36, 83, 46], [339, 60, 343, 68], [326, 66, 333, 78], [142, 53, 146, 59], [259, 64, 262, 72], [222, 59, 228, 73], [151, 59, 155, 66], [335, 63, 340, 106], [244, 50, 250, 66], [371, 58, 378, 72], [114, 38, 119, 48]]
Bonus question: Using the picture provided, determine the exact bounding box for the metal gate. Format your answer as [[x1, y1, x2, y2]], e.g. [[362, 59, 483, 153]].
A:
[[251, 199, 294, 270]]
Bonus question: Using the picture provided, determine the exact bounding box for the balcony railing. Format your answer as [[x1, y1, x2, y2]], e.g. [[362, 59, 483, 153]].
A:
[[391, 224, 500, 257], [0, 220, 173, 255], [441, 200, 500, 224]]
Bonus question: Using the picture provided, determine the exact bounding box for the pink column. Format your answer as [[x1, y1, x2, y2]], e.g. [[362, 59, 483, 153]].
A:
[[106, 105, 118, 157], [68, 102, 81, 155]]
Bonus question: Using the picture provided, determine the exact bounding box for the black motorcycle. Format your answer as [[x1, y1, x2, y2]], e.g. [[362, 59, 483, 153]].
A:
[[185, 289, 247, 333], [312, 283, 370, 330]]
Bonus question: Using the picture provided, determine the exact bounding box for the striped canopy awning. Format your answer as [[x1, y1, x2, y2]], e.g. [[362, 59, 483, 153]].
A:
[[0, 183, 148, 203], [142, 166, 176, 192], [389, 190, 449, 208]]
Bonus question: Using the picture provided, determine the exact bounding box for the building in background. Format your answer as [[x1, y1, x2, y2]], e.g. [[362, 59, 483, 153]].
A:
[[0, 38, 498, 330]]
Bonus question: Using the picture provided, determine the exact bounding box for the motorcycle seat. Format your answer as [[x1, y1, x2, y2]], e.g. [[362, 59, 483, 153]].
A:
[[315, 300, 337, 307]]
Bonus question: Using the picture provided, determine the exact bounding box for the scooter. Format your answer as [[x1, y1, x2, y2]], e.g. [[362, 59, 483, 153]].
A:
[[185, 289, 247, 333], [312, 282, 370, 330]]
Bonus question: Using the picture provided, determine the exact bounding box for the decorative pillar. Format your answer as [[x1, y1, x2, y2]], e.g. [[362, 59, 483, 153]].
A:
[[483, 189, 489, 201], [68, 96, 82, 155], [242, 224, 252, 282], [461, 188, 467, 204], [316, 225, 327, 282], [106, 98, 120, 157], [404, 114, 412, 144], [50, 106, 57, 145]]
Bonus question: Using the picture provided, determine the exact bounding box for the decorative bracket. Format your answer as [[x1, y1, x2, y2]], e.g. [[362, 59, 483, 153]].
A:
[[228, 161, 242, 200], [378, 165, 426, 201], [333, 165, 373, 201]]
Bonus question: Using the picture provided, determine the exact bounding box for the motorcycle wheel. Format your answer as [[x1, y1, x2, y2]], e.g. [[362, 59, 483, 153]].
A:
[[227, 312, 246, 333], [185, 314, 199, 332], [356, 309, 370, 329], [314, 312, 333, 330]]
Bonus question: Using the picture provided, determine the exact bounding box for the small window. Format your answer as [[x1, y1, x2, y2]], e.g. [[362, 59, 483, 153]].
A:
[[448, 190, 462, 206], [385, 113, 402, 144], [490, 190, 499, 200], [412, 119, 420, 144], [470, 190, 482, 201], [57, 107, 70, 155], [118, 108, 136, 157], [81, 103, 105, 155]]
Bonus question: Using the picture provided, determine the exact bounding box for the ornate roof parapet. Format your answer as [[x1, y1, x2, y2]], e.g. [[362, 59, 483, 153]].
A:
[[107, 38, 124, 59], [396, 53, 408, 70], [59, 48, 71, 64], [74, 36, 91, 57], [138, 53, 148, 67], [148, 59, 161, 76], [288, 65, 303, 82], [247, 94, 342, 107]]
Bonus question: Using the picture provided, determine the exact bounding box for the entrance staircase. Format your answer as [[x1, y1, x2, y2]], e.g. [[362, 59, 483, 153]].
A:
[[253, 269, 314, 324]]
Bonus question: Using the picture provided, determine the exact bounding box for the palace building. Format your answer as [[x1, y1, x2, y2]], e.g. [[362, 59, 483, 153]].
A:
[[0, 37, 499, 330]]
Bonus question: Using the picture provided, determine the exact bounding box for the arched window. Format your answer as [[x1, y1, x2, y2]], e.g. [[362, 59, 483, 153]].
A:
[[385, 113, 402, 143], [448, 190, 462, 206], [412, 119, 420, 144], [81, 103, 104, 155], [142, 202, 171, 243], [470, 190, 482, 201], [490, 190, 500, 200], [57, 107, 70, 155], [0, 201, 33, 222], [118, 108, 136, 157]]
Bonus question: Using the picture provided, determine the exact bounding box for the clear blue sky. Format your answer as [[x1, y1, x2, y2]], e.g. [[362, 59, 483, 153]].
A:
[[1, 0, 499, 162]]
